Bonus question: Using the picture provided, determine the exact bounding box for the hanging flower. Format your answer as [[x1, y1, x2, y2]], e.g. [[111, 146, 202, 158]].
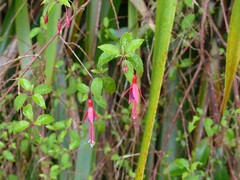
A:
[[83, 99, 98, 147], [122, 72, 146, 124]]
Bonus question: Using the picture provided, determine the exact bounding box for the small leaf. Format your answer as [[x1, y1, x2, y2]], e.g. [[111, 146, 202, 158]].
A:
[[59, 0, 71, 7], [3, 150, 15, 162], [91, 78, 103, 97], [76, 83, 89, 94], [127, 53, 144, 76], [77, 92, 88, 103], [102, 76, 116, 94], [69, 130, 80, 150], [120, 32, 133, 47], [203, 118, 217, 137], [35, 114, 54, 126], [34, 84, 52, 94], [30, 27, 40, 38], [32, 93, 46, 109], [177, 58, 192, 68], [94, 95, 107, 109], [175, 158, 190, 170], [122, 60, 134, 82], [14, 120, 30, 133], [181, 14, 195, 30], [125, 39, 144, 54], [97, 52, 115, 67], [98, 44, 120, 56], [184, 0, 194, 8], [23, 104, 34, 121], [19, 78, 33, 92], [14, 93, 27, 111]]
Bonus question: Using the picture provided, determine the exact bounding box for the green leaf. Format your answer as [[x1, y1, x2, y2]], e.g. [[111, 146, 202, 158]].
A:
[[35, 114, 54, 126], [32, 93, 46, 109], [14, 120, 30, 133], [184, 0, 194, 8], [3, 150, 15, 162], [69, 130, 80, 150], [94, 95, 107, 109], [120, 32, 133, 47], [77, 92, 88, 103], [102, 76, 116, 94], [98, 44, 120, 56], [30, 27, 40, 38], [76, 83, 89, 94], [18, 78, 33, 92], [188, 116, 200, 133], [175, 158, 190, 170], [181, 14, 195, 30], [127, 53, 144, 76], [191, 162, 202, 171], [203, 118, 217, 137], [50, 165, 60, 179], [192, 138, 210, 165], [14, 93, 27, 111], [91, 78, 103, 97], [59, 0, 71, 7], [34, 84, 52, 94], [177, 58, 192, 68], [122, 60, 134, 82], [23, 104, 34, 121], [125, 39, 144, 54], [97, 52, 115, 67]]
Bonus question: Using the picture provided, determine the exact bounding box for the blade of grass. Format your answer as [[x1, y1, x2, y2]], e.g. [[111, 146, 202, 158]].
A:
[[136, 0, 177, 179], [15, 0, 33, 77], [220, 0, 240, 114], [45, 4, 61, 85]]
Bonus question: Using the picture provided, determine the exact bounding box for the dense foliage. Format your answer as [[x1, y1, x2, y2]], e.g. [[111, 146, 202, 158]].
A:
[[0, 0, 240, 179]]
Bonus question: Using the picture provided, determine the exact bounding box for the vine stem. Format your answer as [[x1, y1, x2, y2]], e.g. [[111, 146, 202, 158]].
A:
[[0, 0, 91, 102], [135, 1, 177, 179]]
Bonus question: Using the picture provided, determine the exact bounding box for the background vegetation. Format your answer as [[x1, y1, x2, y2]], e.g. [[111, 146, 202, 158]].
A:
[[0, 0, 240, 179]]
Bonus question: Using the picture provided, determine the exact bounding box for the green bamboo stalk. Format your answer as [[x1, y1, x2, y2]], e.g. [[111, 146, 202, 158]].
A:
[[45, 4, 61, 85], [15, 0, 33, 78], [135, 0, 177, 179], [220, 0, 240, 114]]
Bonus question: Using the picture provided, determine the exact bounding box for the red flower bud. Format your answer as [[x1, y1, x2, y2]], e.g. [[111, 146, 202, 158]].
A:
[[66, 14, 70, 28], [57, 18, 62, 32], [44, 12, 48, 24]]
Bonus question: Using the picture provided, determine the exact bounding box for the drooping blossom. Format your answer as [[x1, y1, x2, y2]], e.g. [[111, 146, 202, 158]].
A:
[[44, 11, 48, 24], [123, 63, 128, 73], [122, 72, 146, 124], [57, 18, 62, 32], [83, 98, 98, 147]]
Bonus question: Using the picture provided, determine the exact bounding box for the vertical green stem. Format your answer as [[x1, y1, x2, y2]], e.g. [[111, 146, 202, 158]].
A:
[[136, 0, 177, 179]]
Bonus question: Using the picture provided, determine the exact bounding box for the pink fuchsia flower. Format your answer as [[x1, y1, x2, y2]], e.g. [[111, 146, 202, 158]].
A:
[[44, 11, 48, 24], [83, 99, 98, 147], [122, 73, 146, 124]]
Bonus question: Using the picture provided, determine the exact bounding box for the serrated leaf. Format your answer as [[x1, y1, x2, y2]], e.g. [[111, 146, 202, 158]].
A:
[[125, 39, 144, 54], [30, 27, 40, 38], [120, 32, 133, 47], [14, 93, 27, 111], [91, 78, 103, 97], [35, 114, 54, 126], [76, 83, 89, 94], [94, 95, 107, 109], [23, 104, 34, 121], [127, 53, 144, 76], [181, 14, 195, 30], [122, 60, 134, 82], [69, 130, 80, 150], [102, 76, 116, 94], [3, 150, 15, 162], [34, 84, 52, 94], [19, 78, 33, 92], [14, 120, 30, 133], [59, 0, 71, 7], [98, 44, 120, 56], [32, 93, 46, 109], [97, 52, 115, 67]]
